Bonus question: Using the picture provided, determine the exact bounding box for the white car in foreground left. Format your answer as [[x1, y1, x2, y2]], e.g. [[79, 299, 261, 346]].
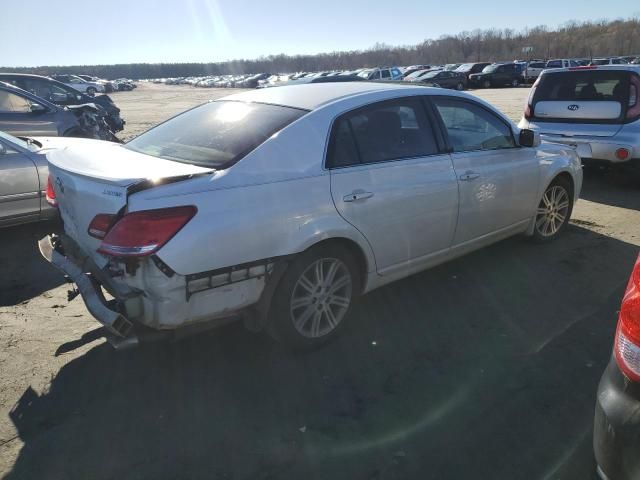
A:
[[40, 83, 582, 350]]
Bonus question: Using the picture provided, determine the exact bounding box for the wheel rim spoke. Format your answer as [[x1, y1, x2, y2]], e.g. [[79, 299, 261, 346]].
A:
[[290, 258, 352, 338], [536, 185, 570, 237]]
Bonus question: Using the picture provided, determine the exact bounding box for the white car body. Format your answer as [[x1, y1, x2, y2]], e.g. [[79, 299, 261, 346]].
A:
[[41, 83, 582, 348]]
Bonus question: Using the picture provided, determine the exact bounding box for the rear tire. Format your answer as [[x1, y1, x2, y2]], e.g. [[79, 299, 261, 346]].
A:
[[456, 82, 464, 91], [511, 78, 519, 87], [483, 79, 491, 88], [86, 87, 97, 95], [267, 244, 359, 350], [531, 177, 573, 242]]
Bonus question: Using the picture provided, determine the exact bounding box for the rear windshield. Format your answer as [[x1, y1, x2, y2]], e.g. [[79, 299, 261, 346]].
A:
[[125, 100, 306, 169], [533, 70, 629, 103]]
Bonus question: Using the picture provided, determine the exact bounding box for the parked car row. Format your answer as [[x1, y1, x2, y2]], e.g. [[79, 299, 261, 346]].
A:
[[0, 73, 125, 141]]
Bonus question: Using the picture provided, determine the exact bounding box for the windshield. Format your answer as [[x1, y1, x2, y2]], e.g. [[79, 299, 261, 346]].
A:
[[456, 63, 474, 72], [125, 100, 306, 168], [357, 70, 372, 78], [423, 71, 439, 79], [482, 64, 498, 73]]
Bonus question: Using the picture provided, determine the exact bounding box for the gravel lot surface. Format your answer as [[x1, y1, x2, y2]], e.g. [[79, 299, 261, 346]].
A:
[[1, 82, 638, 480]]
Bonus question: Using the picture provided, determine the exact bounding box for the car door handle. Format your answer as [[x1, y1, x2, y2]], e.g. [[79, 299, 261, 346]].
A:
[[343, 190, 374, 202], [459, 171, 480, 182]]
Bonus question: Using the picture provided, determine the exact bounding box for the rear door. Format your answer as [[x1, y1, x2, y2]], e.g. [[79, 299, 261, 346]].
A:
[[0, 139, 41, 224], [528, 69, 631, 137], [430, 96, 539, 245], [328, 96, 458, 274]]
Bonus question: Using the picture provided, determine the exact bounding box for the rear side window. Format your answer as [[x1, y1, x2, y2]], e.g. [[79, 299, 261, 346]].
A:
[[530, 62, 545, 68], [433, 97, 516, 152], [534, 71, 629, 103], [546, 60, 562, 68], [125, 101, 306, 169], [327, 97, 439, 168], [381, 70, 391, 79]]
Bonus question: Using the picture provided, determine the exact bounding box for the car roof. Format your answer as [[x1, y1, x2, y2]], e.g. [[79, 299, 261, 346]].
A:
[[220, 82, 425, 110], [542, 65, 640, 74]]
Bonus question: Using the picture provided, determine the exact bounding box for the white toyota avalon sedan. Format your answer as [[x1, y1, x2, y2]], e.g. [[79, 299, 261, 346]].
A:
[[39, 82, 583, 350]]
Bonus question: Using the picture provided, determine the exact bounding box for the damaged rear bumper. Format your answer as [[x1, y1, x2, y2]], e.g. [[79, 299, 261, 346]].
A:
[[38, 234, 142, 349]]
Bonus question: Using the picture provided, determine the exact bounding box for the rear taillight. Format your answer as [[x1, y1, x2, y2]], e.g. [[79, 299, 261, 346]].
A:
[[524, 77, 540, 119], [615, 254, 640, 382], [97, 206, 196, 257], [45, 175, 57, 207], [626, 74, 640, 120], [88, 214, 117, 239]]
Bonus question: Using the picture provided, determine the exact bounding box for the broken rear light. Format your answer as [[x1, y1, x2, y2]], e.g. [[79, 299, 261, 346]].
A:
[[88, 214, 117, 239], [45, 175, 57, 207], [97, 206, 196, 257], [615, 254, 640, 382]]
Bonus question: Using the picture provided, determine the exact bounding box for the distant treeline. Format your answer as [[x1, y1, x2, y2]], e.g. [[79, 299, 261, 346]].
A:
[[3, 17, 639, 79]]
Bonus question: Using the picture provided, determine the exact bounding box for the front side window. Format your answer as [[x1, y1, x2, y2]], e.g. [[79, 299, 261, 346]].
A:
[[327, 97, 439, 168], [0, 90, 32, 113], [433, 98, 516, 152], [381, 70, 391, 79], [125, 100, 306, 169]]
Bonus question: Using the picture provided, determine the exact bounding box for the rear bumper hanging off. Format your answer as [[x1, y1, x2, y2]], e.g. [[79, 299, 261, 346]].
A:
[[38, 234, 139, 348]]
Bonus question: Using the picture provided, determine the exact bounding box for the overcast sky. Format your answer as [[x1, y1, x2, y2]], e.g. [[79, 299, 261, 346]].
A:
[[1, 0, 637, 66]]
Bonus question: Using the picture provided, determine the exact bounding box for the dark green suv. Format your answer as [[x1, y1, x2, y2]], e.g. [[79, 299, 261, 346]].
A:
[[468, 62, 525, 88]]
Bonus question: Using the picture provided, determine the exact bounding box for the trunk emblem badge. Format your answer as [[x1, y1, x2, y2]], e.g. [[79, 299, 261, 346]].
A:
[[567, 104, 580, 111]]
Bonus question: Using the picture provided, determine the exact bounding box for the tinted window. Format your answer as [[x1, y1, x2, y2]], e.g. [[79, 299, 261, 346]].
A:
[[534, 71, 629, 103], [530, 62, 546, 68], [327, 97, 438, 167], [125, 101, 306, 169], [0, 90, 32, 113], [433, 98, 516, 152], [381, 70, 391, 79], [546, 60, 562, 68]]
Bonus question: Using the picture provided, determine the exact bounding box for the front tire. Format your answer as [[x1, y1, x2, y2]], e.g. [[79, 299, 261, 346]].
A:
[[511, 78, 519, 87], [532, 177, 573, 242], [86, 87, 97, 95], [456, 82, 465, 91], [483, 79, 491, 88], [267, 244, 359, 350]]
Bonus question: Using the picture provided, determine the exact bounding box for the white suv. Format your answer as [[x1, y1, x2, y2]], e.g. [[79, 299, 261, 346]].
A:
[[519, 65, 640, 167]]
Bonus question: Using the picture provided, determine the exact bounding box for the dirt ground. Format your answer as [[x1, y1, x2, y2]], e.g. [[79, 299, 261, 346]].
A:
[[1, 83, 639, 480]]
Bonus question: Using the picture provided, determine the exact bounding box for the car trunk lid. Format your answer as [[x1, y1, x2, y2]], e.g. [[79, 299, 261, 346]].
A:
[[45, 138, 212, 265]]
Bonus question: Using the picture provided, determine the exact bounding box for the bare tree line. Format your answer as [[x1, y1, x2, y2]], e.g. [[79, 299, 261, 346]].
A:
[[3, 17, 639, 79]]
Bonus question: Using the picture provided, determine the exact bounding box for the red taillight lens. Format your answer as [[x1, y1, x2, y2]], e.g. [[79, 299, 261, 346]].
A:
[[615, 148, 630, 161], [98, 206, 196, 257], [88, 214, 117, 239], [615, 254, 640, 382], [626, 75, 640, 120], [524, 78, 539, 120], [46, 175, 57, 207]]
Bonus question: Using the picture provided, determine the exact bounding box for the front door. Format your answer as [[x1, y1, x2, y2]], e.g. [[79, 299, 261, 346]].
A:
[[430, 96, 539, 245], [0, 89, 59, 137], [328, 97, 459, 274]]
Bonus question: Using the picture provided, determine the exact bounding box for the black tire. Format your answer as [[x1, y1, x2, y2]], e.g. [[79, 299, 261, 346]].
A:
[[267, 244, 360, 350], [87, 87, 97, 95], [456, 82, 465, 91], [483, 79, 491, 88], [511, 78, 519, 87], [531, 176, 573, 242]]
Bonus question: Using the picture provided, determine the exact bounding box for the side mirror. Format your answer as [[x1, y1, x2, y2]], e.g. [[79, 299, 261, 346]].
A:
[[519, 128, 540, 147], [50, 92, 67, 102], [30, 103, 47, 113]]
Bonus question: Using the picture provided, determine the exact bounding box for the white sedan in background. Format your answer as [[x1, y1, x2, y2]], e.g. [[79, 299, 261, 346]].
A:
[[40, 83, 583, 350]]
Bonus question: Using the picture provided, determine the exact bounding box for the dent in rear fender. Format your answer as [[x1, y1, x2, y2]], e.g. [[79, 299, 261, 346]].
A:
[[127, 174, 376, 277], [534, 144, 583, 201]]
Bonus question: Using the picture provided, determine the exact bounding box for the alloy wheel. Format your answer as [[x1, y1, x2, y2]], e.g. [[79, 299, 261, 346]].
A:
[[289, 258, 353, 338], [535, 185, 570, 237]]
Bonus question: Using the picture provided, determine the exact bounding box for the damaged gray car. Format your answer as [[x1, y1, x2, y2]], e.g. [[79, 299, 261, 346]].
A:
[[0, 81, 119, 142]]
